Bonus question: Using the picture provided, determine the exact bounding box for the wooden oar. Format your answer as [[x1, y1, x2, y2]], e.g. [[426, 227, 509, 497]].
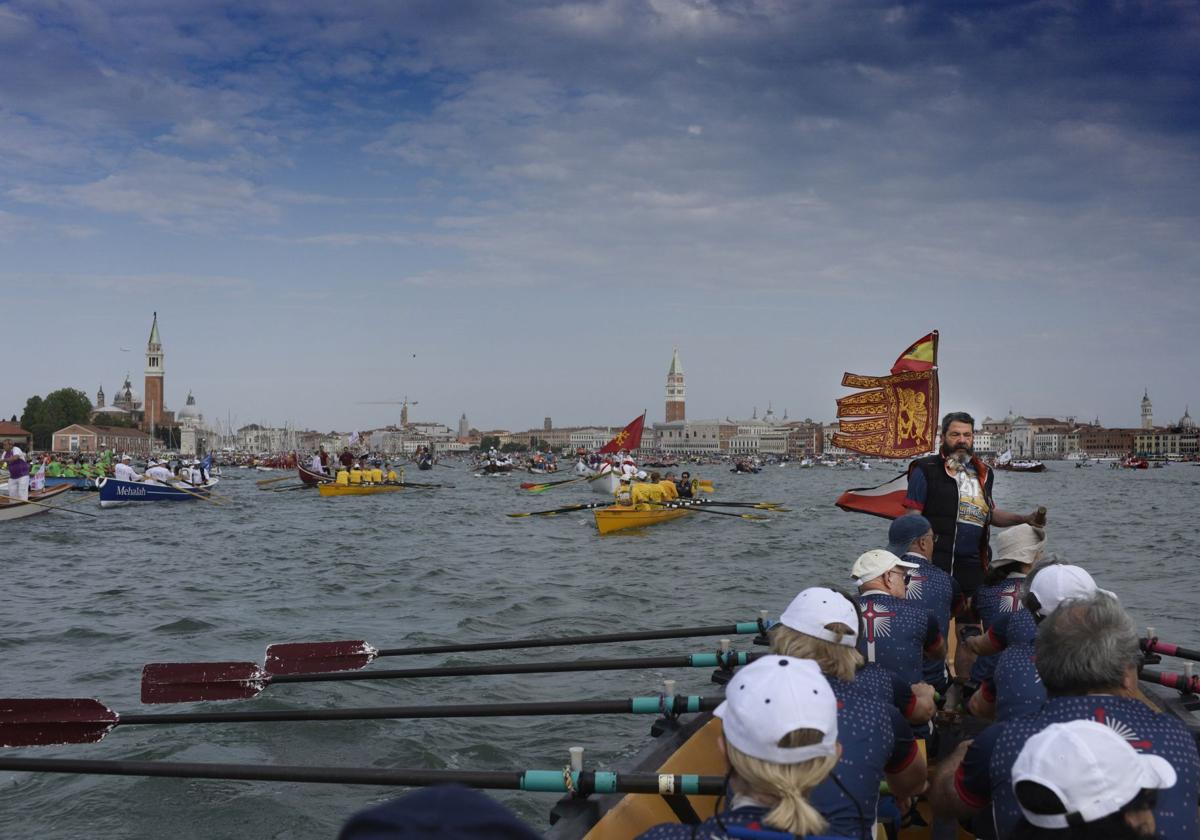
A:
[[140, 650, 762, 703], [255, 475, 293, 487], [264, 617, 774, 674], [0, 494, 99, 518], [519, 476, 587, 492], [166, 483, 227, 507], [398, 481, 448, 489], [507, 501, 611, 518], [675, 499, 788, 511], [648, 502, 769, 522], [271, 484, 313, 493], [0, 756, 726, 794], [0, 694, 721, 746]]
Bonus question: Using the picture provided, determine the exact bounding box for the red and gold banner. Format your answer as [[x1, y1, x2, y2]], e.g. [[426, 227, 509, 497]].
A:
[[891, 331, 938, 374], [832, 335, 939, 458], [598, 412, 646, 454]]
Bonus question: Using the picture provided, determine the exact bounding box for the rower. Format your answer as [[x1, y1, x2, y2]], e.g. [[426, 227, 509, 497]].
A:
[[676, 470, 694, 499], [636, 656, 843, 840], [659, 472, 680, 501], [114, 454, 142, 483], [143, 459, 173, 486], [771, 587, 926, 839], [1, 439, 30, 502]]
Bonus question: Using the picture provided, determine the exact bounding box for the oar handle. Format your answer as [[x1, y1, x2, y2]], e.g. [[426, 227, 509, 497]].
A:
[[1142, 638, 1200, 663], [274, 652, 762, 684], [0, 757, 726, 793], [375, 623, 772, 657], [118, 695, 721, 726], [1140, 667, 1200, 695]]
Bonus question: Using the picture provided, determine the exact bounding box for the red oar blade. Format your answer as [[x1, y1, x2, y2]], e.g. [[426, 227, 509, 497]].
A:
[[264, 641, 378, 675], [141, 662, 268, 704], [0, 699, 118, 747]]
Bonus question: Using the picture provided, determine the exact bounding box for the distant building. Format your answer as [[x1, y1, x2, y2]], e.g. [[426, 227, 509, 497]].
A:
[[1135, 407, 1198, 459], [458, 413, 470, 440], [0, 421, 32, 450], [52, 423, 152, 457], [665, 348, 685, 422], [1142, 389, 1154, 430], [1010, 416, 1073, 459]]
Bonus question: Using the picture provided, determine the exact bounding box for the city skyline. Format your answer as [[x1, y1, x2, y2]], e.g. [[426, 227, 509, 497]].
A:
[[4, 2, 1198, 430]]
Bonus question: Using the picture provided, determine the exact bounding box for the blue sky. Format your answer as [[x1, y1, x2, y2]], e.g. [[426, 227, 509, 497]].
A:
[[3, 0, 1197, 432]]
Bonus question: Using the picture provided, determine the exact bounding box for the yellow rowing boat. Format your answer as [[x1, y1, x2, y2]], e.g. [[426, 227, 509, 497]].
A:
[[593, 505, 691, 535], [316, 483, 406, 497]]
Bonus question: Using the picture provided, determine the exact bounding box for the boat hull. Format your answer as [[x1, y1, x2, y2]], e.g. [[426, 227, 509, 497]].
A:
[[97, 477, 219, 508], [589, 471, 621, 496], [593, 505, 690, 535], [297, 463, 332, 486], [317, 483, 405, 497], [0, 484, 73, 522], [44, 476, 98, 490]]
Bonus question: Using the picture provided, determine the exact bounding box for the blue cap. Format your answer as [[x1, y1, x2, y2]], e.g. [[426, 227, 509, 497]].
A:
[[887, 515, 932, 557], [338, 785, 542, 840]]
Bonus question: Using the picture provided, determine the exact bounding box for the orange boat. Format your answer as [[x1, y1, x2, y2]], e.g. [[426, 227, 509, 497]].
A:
[[593, 504, 691, 535]]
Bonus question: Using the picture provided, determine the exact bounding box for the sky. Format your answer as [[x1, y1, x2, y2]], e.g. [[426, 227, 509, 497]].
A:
[[2, 0, 1197, 433]]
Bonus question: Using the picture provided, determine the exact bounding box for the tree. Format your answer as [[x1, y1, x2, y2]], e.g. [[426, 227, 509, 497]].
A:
[[22, 389, 92, 449], [479, 435, 501, 451], [500, 441, 528, 453]]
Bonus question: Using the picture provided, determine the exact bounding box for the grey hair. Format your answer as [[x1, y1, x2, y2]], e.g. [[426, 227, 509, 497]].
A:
[[940, 412, 975, 436], [1035, 593, 1139, 695]]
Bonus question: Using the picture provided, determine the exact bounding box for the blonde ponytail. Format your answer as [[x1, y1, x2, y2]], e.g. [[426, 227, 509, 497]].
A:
[[725, 729, 838, 836], [769, 623, 863, 682]]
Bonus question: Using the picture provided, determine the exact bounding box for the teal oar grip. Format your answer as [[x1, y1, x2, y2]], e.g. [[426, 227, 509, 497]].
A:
[[521, 770, 568, 792], [680, 774, 702, 795]]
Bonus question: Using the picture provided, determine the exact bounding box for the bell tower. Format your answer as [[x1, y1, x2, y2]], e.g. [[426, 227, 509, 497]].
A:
[[144, 312, 165, 431], [665, 348, 685, 422], [1141, 389, 1153, 430]]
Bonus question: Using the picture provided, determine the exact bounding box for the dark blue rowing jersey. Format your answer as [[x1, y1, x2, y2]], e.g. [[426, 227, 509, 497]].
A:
[[901, 553, 960, 689], [957, 695, 1200, 840], [972, 573, 1026, 631], [854, 592, 942, 686], [636, 802, 845, 839], [809, 676, 918, 838]]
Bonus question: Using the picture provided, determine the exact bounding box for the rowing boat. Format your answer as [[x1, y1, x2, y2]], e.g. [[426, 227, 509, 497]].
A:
[[316, 483, 406, 497], [594, 505, 691, 535], [589, 470, 621, 496], [43, 476, 99, 490], [96, 477, 220, 508], [0, 484, 73, 522], [297, 463, 332, 486]]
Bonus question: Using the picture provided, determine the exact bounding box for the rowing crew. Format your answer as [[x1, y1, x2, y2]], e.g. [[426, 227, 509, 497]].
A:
[[114, 455, 210, 487]]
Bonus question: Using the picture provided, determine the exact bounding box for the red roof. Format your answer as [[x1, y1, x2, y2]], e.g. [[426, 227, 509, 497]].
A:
[[0, 421, 31, 437]]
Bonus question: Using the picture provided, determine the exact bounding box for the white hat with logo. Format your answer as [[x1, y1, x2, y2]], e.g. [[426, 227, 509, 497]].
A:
[[1028, 564, 1116, 619], [715, 655, 838, 764], [779, 587, 859, 648], [1012, 719, 1175, 829], [851, 549, 918, 584]]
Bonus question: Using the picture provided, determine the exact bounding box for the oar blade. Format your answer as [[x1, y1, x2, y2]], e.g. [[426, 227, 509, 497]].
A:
[[141, 662, 268, 704], [0, 699, 118, 747], [265, 641, 378, 675]]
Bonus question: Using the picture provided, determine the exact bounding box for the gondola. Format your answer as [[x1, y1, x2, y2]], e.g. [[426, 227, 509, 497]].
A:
[[297, 463, 333, 486]]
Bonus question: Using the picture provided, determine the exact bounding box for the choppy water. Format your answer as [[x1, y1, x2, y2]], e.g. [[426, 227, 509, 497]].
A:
[[3, 463, 1199, 838]]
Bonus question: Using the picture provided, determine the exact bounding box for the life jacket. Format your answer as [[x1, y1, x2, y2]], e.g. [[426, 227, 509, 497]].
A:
[[907, 454, 995, 571]]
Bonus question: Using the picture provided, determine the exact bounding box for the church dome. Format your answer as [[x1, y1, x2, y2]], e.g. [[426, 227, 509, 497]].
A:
[[1181, 407, 1195, 430], [178, 390, 201, 420]]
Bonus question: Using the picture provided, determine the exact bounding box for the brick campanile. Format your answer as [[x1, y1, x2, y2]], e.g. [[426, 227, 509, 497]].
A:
[[144, 312, 165, 430], [665, 348, 685, 422]]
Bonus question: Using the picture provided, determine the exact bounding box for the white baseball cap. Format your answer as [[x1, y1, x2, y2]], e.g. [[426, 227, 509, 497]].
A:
[[990, 524, 1046, 569], [715, 655, 838, 765], [851, 549, 918, 584], [780, 587, 859, 648], [1012, 719, 1175, 829], [1028, 564, 1116, 619]]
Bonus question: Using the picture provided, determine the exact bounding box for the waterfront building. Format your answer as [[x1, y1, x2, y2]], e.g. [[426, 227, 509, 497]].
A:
[[1135, 408, 1198, 459], [0, 421, 32, 450], [784, 420, 823, 459], [665, 348, 685, 422], [1010, 416, 1073, 458], [822, 422, 848, 457], [727, 406, 786, 456], [655, 419, 724, 454], [178, 391, 214, 456], [52, 423, 152, 457], [90, 385, 133, 425], [458, 413, 470, 440], [1066, 424, 1136, 459], [973, 429, 997, 456]]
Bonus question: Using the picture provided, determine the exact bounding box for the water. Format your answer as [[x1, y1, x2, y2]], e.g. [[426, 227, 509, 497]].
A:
[[3, 464, 1199, 838]]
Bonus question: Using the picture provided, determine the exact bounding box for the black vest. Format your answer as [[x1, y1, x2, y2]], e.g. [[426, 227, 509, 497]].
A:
[[907, 454, 995, 575]]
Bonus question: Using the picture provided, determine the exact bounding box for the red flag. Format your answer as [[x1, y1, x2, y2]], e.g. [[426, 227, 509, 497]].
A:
[[834, 472, 911, 520], [598, 413, 646, 454], [890, 331, 938, 375]]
